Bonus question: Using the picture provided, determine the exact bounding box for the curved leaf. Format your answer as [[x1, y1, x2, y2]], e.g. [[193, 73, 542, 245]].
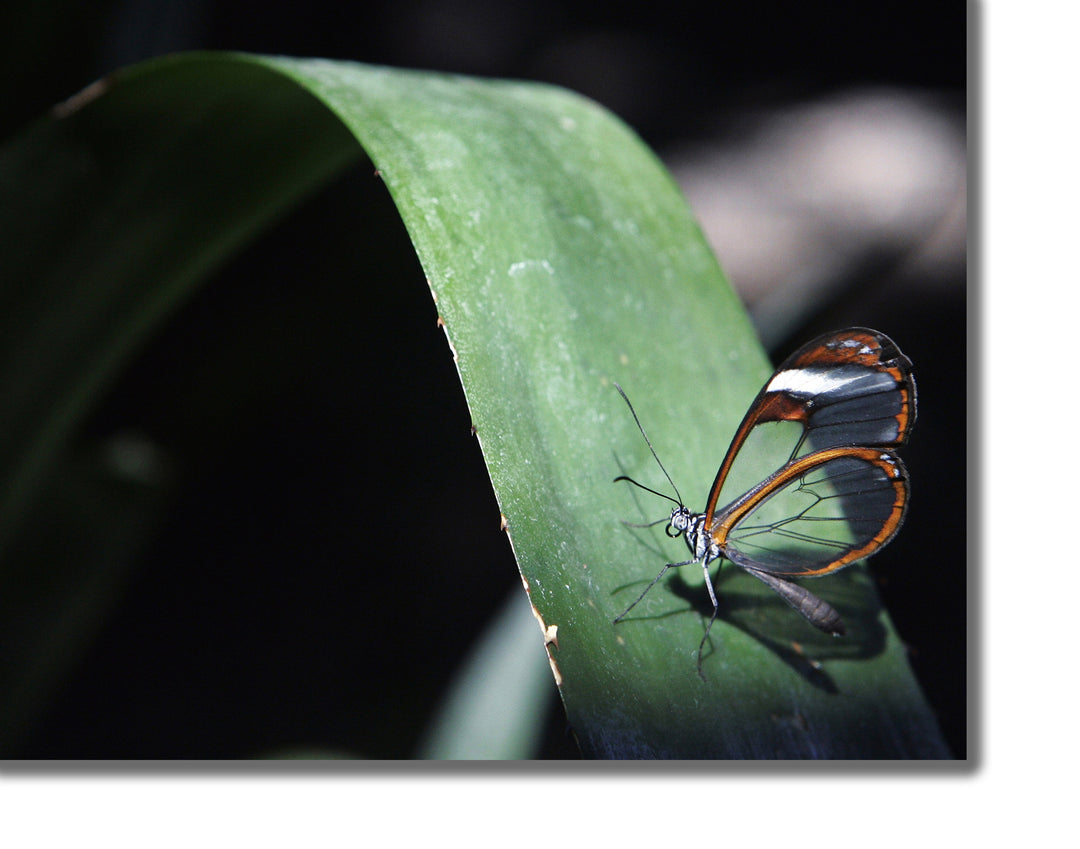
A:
[[0, 52, 949, 758]]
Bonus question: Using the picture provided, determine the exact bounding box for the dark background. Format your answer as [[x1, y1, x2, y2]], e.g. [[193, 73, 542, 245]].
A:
[[2, 0, 966, 759]]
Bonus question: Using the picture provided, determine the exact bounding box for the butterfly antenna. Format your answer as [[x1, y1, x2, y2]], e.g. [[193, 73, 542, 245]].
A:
[[613, 383, 684, 506], [612, 476, 680, 506]]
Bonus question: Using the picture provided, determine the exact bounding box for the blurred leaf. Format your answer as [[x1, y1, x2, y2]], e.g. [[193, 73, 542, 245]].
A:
[[0, 52, 950, 758], [416, 591, 555, 759]]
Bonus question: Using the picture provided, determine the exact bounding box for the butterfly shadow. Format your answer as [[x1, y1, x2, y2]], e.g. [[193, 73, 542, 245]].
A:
[[609, 541, 887, 694], [610, 451, 887, 694], [660, 565, 889, 694]]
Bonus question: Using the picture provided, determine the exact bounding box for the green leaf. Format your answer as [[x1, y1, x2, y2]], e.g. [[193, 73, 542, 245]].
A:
[[416, 591, 555, 760], [0, 52, 949, 758]]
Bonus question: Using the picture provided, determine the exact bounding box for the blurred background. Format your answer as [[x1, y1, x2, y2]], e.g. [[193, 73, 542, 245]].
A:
[[1, 0, 966, 759]]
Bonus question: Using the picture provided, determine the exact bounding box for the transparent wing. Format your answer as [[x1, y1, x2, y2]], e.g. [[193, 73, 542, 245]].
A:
[[771, 327, 916, 456], [714, 447, 908, 577], [705, 328, 915, 521]]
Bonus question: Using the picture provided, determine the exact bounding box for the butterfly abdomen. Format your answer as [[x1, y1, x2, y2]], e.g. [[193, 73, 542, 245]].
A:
[[744, 567, 846, 636]]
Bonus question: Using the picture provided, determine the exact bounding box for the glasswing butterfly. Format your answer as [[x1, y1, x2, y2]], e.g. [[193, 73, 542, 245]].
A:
[[614, 327, 915, 675]]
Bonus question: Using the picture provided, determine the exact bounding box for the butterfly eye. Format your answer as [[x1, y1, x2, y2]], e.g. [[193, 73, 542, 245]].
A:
[[667, 507, 690, 537]]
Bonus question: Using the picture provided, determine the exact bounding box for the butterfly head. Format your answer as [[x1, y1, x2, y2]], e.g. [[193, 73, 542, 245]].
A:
[[666, 505, 693, 538]]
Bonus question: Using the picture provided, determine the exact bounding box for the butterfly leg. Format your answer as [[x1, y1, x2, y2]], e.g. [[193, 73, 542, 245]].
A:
[[613, 558, 697, 624], [696, 558, 722, 680]]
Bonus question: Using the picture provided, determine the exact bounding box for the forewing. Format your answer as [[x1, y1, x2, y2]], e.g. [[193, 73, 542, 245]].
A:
[[767, 327, 916, 456], [705, 328, 915, 521]]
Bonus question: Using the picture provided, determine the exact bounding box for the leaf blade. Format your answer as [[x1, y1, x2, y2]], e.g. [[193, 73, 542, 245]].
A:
[[0, 52, 950, 758]]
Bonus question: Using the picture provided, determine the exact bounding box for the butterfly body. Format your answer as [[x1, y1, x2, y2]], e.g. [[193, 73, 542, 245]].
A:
[[614, 328, 915, 674], [668, 507, 712, 561]]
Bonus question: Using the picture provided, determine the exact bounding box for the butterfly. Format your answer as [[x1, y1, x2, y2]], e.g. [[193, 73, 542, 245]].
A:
[[613, 327, 916, 675]]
